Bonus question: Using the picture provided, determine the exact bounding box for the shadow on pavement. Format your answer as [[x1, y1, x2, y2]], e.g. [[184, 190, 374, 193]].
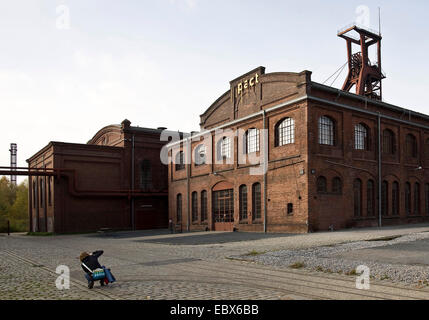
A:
[[85, 229, 172, 239], [136, 232, 294, 245]]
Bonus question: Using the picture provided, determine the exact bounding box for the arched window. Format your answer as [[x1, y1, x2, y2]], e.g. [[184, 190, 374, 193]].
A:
[[381, 181, 388, 216], [176, 194, 182, 222], [354, 123, 369, 150], [201, 190, 208, 222], [414, 183, 421, 215], [367, 180, 375, 216], [405, 182, 411, 215], [140, 159, 152, 190], [317, 176, 327, 193], [218, 137, 231, 160], [406, 134, 417, 158], [392, 182, 399, 216], [353, 179, 362, 217], [195, 144, 207, 166], [319, 116, 335, 146], [332, 177, 342, 194], [175, 151, 185, 171], [252, 183, 261, 220], [239, 185, 248, 221], [275, 118, 295, 147], [192, 191, 198, 222], [382, 129, 396, 155], [246, 128, 260, 154]]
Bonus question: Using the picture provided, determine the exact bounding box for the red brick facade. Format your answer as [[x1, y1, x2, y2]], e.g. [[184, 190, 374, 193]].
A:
[[27, 120, 171, 234], [168, 67, 429, 233]]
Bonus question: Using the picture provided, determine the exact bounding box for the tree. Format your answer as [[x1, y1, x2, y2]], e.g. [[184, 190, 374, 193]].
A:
[[0, 177, 28, 232]]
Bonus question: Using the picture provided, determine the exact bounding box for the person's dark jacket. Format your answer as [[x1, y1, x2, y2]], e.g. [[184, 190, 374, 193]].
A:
[[81, 250, 103, 274]]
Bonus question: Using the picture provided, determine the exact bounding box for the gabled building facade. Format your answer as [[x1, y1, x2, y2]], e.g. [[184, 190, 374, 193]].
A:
[[168, 66, 429, 233], [27, 120, 172, 234]]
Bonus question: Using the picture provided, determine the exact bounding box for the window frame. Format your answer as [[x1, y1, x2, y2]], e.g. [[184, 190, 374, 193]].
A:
[[275, 117, 295, 147], [318, 116, 335, 146]]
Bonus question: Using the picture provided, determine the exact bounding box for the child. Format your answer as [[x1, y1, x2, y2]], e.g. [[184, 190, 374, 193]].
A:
[[80, 250, 105, 289]]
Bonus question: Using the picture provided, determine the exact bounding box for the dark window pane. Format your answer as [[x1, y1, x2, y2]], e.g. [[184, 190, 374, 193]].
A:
[[239, 185, 248, 221], [332, 177, 342, 194], [252, 183, 261, 220], [319, 116, 335, 146], [317, 176, 327, 193], [354, 179, 362, 217]]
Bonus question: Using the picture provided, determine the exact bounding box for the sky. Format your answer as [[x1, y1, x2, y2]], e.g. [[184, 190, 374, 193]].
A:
[[1, 0, 429, 183]]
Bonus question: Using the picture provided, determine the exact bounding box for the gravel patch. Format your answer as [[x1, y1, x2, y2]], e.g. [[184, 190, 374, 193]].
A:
[[236, 232, 429, 287]]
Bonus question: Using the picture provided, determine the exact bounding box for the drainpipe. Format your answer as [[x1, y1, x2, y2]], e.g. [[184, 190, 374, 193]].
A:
[[186, 137, 191, 232], [378, 113, 382, 228], [131, 134, 135, 231], [263, 110, 268, 233]]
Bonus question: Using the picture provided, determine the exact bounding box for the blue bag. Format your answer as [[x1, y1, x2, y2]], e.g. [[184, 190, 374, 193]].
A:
[[82, 262, 105, 280], [103, 266, 116, 283]]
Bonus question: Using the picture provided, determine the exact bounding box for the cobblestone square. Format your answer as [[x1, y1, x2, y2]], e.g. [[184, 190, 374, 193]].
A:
[[1, 224, 429, 300]]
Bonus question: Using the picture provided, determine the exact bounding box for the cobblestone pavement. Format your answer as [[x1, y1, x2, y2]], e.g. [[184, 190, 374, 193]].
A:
[[1, 224, 429, 300]]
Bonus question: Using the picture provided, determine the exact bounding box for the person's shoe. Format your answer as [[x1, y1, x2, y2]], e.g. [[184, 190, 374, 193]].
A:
[[88, 281, 94, 289], [100, 280, 105, 286]]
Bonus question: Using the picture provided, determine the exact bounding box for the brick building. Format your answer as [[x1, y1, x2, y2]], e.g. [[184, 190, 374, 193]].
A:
[[167, 66, 429, 233], [27, 119, 175, 234]]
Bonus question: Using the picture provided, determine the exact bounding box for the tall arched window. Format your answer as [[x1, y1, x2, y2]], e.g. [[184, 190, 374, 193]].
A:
[[406, 134, 417, 158], [192, 191, 198, 222], [246, 128, 260, 154], [176, 194, 182, 222], [381, 181, 388, 216], [239, 185, 248, 221], [275, 118, 295, 147], [319, 116, 335, 146], [317, 176, 327, 193], [195, 144, 207, 166], [218, 137, 231, 160], [392, 182, 399, 216], [382, 129, 395, 155], [252, 183, 261, 220], [175, 151, 185, 171], [367, 180, 375, 216], [405, 182, 411, 215], [414, 183, 421, 215], [353, 179, 362, 217], [354, 123, 369, 150], [332, 177, 342, 194], [201, 190, 208, 222]]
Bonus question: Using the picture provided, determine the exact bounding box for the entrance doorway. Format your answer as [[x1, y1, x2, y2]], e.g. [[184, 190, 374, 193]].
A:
[[212, 189, 234, 231]]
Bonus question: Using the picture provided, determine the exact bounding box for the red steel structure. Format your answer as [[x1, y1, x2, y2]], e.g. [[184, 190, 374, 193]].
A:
[[338, 25, 385, 101]]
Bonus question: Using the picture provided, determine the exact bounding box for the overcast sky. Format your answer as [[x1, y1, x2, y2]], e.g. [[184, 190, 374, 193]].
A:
[[1, 0, 429, 183]]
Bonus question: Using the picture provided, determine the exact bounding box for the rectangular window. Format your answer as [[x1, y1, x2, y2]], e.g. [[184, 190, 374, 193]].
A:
[[140, 160, 152, 190], [287, 203, 293, 215]]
